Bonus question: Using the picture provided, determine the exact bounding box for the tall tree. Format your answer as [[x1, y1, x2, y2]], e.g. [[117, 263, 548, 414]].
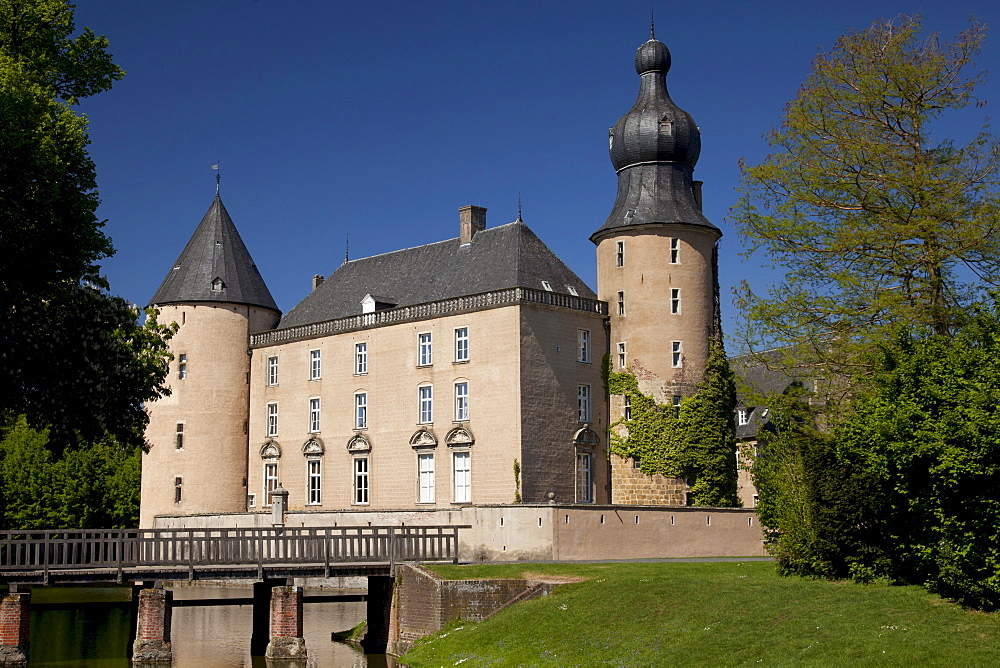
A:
[[732, 16, 1000, 375], [1, 0, 174, 450]]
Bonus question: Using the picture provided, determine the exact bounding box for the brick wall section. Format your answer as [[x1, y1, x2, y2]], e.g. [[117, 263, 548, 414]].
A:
[[135, 589, 170, 642], [0, 592, 30, 655], [389, 564, 552, 656], [610, 454, 688, 505], [269, 586, 303, 638]]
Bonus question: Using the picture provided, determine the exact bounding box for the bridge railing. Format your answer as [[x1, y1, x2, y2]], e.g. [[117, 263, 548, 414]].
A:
[[0, 526, 466, 574]]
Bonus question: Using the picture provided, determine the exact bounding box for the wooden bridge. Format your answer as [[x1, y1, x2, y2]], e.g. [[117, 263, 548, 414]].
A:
[[0, 525, 467, 586]]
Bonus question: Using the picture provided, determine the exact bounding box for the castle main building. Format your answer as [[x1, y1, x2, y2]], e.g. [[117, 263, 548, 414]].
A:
[[140, 32, 724, 528]]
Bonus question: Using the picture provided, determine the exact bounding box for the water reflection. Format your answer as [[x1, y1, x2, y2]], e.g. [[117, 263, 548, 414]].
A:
[[26, 584, 397, 667]]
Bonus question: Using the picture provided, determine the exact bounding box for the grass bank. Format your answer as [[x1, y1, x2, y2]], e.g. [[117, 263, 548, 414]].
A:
[[401, 561, 1000, 666]]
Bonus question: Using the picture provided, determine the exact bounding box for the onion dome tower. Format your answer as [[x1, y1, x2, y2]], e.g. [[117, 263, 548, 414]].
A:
[[592, 29, 722, 505], [140, 194, 280, 527]]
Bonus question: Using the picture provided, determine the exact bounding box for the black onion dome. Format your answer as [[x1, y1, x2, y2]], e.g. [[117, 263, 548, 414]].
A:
[[635, 38, 670, 74], [609, 38, 700, 172]]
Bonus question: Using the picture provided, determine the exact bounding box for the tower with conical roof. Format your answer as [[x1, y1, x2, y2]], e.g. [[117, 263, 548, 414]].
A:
[[593, 28, 722, 505], [140, 195, 280, 527]]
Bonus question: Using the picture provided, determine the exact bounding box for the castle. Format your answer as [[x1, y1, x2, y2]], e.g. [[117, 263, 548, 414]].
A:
[[139, 31, 756, 529]]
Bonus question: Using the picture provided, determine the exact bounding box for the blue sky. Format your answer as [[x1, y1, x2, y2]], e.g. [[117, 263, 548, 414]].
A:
[[72, 1, 1000, 349]]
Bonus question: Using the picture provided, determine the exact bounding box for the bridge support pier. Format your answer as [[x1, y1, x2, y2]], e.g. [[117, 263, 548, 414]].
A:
[[362, 575, 395, 654], [132, 588, 172, 664], [0, 589, 30, 665], [265, 586, 307, 659]]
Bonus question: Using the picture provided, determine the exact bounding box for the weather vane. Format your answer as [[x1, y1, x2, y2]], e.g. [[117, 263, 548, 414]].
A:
[[212, 162, 221, 193]]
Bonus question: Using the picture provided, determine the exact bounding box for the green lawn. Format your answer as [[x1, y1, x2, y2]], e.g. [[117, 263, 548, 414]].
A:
[[401, 561, 1000, 666]]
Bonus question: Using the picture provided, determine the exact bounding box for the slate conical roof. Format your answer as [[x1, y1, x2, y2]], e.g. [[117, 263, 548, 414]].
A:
[[149, 195, 279, 311]]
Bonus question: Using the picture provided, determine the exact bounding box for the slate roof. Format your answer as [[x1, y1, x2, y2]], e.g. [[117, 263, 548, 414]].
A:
[[149, 195, 278, 312], [279, 220, 596, 328], [730, 350, 818, 439]]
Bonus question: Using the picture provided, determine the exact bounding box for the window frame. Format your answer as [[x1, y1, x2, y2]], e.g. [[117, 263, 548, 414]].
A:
[[418, 453, 435, 503], [616, 241, 624, 267], [267, 356, 278, 386], [670, 288, 681, 314], [178, 353, 188, 380], [418, 332, 433, 366], [453, 451, 471, 503], [454, 327, 469, 363], [266, 402, 278, 437], [617, 291, 625, 316], [354, 456, 369, 505], [309, 349, 321, 380], [617, 341, 626, 368], [454, 381, 469, 422], [307, 458, 322, 505], [670, 237, 680, 264], [308, 397, 321, 433], [576, 453, 593, 503], [578, 329, 591, 363], [578, 384, 591, 423], [264, 462, 278, 506], [671, 341, 683, 368], [624, 395, 631, 420], [355, 342, 368, 375], [175, 422, 184, 450], [355, 392, 368, 430], [737, 407, 749, 426], [418, 385, 433, 424]]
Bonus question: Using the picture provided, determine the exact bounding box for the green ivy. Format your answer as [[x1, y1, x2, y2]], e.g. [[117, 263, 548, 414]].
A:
[[606, 340, 740, 506]]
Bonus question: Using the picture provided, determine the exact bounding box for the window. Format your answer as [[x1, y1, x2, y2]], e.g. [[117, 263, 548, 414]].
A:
[[454, 382, 469, 421], [264, 462, 278, 505], [355, 392, 367, 429], [310, 349, 321, 380], [578, 330, 590, 363], [418, 333, 432, 366], [355, 342, 368, 374], [671, 288, 681, 314], [247, 494, 256, 508], [453, 452, 471, 503], [174, 477, 183, 503], [737, 408, 749, 426], [578, 385, 591, 422], [576, 453, 592, 503], [617, 342, 626, 368], [633, 456, 641, 469], [418, 453, 435, 503], [178, 353, 187, 380], [309, 398, 321, 433], [671, 341, 683, 368], [673, 395, 682, 418], [418, 386, 433, 424], [175, 423, 184, 450], [541, 281, 552, 291], [624, 395, 631, 420], [617, 291, 625, 316], [670, 238, 680, 264], [567, 285, 579, 296], [660, 119, 673, 136], [616, 241, 624, 267], [354, 457, 369, 504], [267, 356, 278, 386], [455, 327, 469, 362], [307, 459, 321, 505], [266, 403, 278, 437]]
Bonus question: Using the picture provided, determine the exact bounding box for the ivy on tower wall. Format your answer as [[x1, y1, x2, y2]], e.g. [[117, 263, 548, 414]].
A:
[[605, 339, 740, 507]]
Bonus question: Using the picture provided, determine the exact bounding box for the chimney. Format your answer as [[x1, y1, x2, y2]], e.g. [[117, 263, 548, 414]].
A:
[[312, 274, 324, 291], [459, 205, 487, 244]]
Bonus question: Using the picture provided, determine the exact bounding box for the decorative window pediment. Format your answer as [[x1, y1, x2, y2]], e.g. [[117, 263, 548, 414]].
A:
[[259, 440, 281, 459], [573, 426, 600, 447], [347, 434, 372, 453], [301, 437, 324, 456], [409, 428, 437, 449], [445, 426, 474, 447]]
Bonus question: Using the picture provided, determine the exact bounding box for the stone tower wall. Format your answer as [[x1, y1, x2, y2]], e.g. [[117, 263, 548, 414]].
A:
[[140, 302, 279, 527]]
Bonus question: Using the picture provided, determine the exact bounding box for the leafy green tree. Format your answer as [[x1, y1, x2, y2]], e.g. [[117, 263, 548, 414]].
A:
[[839, 306, 1000, 608], [607, 340, 740, 506], [732, 16, 1000, 375], [1, 0, 174, 450]]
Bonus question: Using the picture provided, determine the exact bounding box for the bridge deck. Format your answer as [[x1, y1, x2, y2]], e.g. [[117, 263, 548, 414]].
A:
[[0, 526, 466, 585]]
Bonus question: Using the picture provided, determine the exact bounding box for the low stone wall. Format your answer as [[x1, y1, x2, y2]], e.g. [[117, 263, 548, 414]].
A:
[[387, 564, 552, 656], [153, 503, 767, 561]]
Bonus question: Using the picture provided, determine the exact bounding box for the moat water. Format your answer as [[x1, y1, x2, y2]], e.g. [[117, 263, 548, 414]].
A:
[[24, 585, 399, 667]]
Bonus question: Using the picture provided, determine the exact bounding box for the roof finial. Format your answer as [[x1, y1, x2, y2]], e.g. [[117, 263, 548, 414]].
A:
[[212, 162, 220, 194], [344, 234, 350, 263], [517, 192, 523, 222], [650, 2, 655, 40]]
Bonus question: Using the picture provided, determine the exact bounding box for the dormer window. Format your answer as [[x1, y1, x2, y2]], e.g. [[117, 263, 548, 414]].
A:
[[624, 209, 636, 222], [541, 281, 552, 291], [567, 286, 578, 296], [659, 117, 673, 136], [211, 277, 225, 292], [608, 129, 614, 150], [737, 408, 750, 426]]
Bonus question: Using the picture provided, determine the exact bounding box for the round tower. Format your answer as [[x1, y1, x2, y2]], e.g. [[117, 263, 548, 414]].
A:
[[592, 31, 722, 505], [140, 195, 280, 528]]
